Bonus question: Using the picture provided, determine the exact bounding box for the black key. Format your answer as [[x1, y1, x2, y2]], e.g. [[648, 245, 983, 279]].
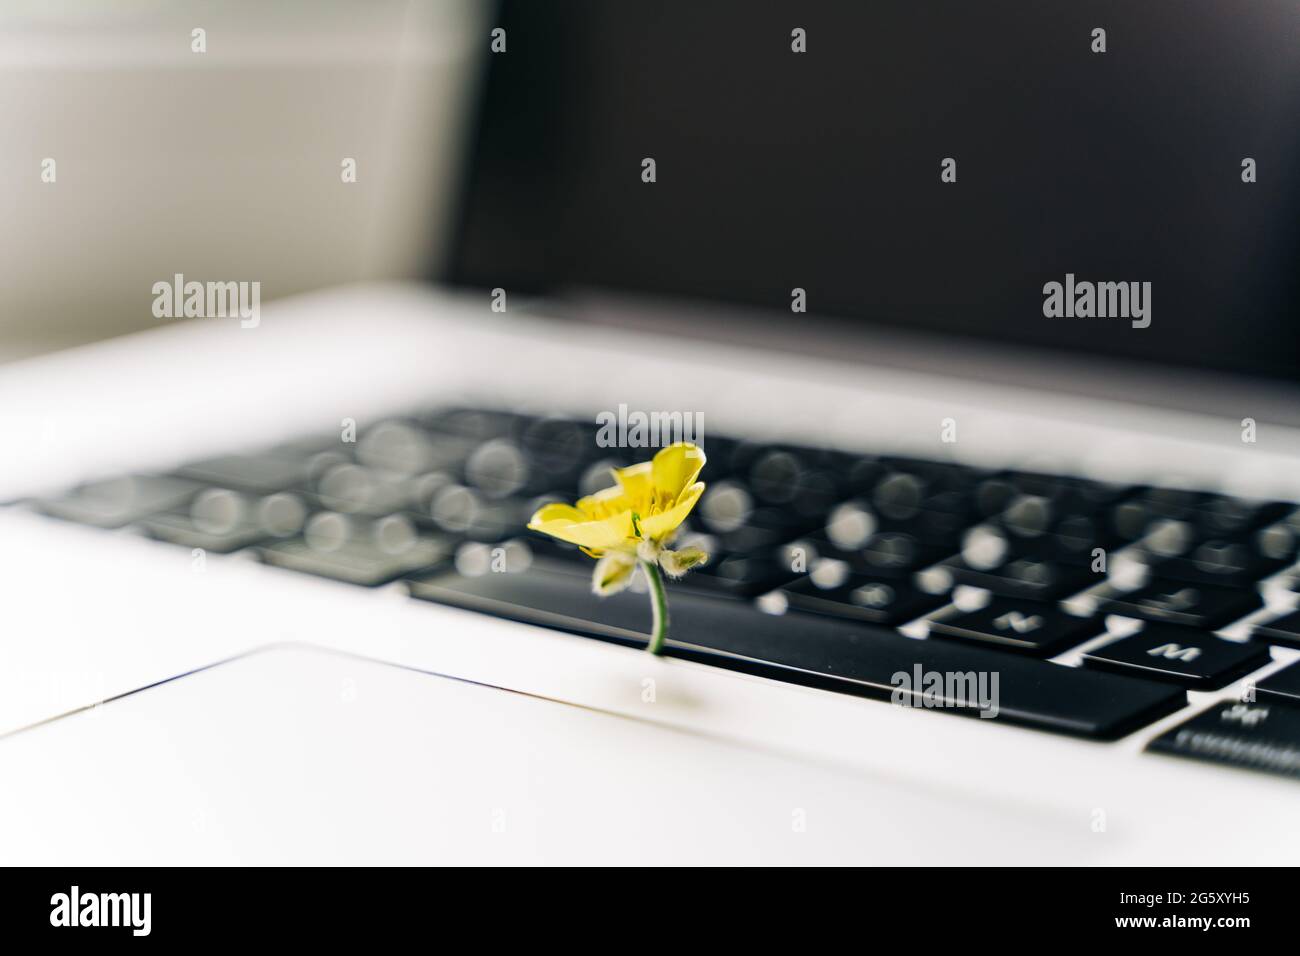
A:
[[709, 438, 764, 478], [786, 469, 842, 518], [1111, 491, 1206, 541], [407, 564, 1186, 739], [989, 486, 1127, 566], [667, 532, 805, 597], [1135, 517, 1297, 587], [34, 475, 204, 528], [524, 534, 589, 565], [941, 552, 1102, 601], [870, 471, 928, 521], [520, 417, 600, 481], [1100, 578, 1261, 629], [747, 449, 808, 505], [927, 600, 1105, 657], [1252, 610, 1300, 649], [696, 480, 754, 534], [1133, 516, 1199, 560], [174, 453, 311, 494], [853, 487, 972, 546], [811, 531, 950, 576], [448, 538, 537, 576], [422, 485, 530, 542], [357, 420, 468, 476], [424, 407, 525, 442], [1007, 472, 1132, 508], [1192, 498, 1292, 537], [844, 455, 886, 495], [141, 515, 266, 552], [464, 439, 537, 498], [862, 533, 953, 573], [998, 494, 1057, 539], [974, 476, 1021, 517], [141, 489, 310, 553], [684, 552, 802, 598], [879, 458, 979, 496], [1145, 536, 1293, 587], [261, 513, 454, 586], [899, 505, 969, 549], [1139, 487, 1209, 516], [698, 483, 818, 542], [1048, 512, 1125, 564], [1148, 701, 1300, 779], [1257, 519, 1300, 566], [312, 462, 422, 516], [1254, 661, 1300, 707], [780, 571, 949, 625], [1082, 626, 1270, 689], [714, 519, 791, 555]]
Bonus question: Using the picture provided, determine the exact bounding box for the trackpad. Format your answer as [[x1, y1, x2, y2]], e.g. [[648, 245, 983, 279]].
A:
[[0, 646, 1090, 864]]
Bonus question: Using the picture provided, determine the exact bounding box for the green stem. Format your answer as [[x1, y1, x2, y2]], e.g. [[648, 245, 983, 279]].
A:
[[641, 559, 669, 655]]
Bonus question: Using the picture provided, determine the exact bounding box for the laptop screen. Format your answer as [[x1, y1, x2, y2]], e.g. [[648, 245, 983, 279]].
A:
[[447, 1, 1300, 380]]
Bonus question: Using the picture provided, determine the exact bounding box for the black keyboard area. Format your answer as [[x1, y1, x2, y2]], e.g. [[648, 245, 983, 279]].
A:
[[25, 407, 1300, 764]]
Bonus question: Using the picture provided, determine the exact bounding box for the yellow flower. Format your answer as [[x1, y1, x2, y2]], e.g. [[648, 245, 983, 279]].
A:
[[527, 442, 707, 557], [527, 442, 709, 643]]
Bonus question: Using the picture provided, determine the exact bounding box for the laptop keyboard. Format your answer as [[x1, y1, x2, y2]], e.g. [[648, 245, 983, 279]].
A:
[[25, 407, 1300, 775]]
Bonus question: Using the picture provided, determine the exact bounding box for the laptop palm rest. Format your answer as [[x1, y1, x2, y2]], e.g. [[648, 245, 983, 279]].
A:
[[0, 645, 1087, 864]]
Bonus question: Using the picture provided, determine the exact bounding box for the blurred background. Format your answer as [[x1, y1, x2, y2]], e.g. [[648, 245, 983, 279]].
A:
[[4, 0, 1297, 393], [0, 0, 484, 360]]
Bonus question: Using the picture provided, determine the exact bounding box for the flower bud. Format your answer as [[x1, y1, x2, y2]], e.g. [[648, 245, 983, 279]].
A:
[[658, 546, 709, 579], [591, 551, 637, 596]]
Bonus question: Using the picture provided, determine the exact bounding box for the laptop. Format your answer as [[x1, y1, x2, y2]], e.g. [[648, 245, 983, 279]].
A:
[[2, 1, 1299, 865]]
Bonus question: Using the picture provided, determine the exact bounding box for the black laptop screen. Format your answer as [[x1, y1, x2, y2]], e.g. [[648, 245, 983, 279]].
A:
[[447, 1, 1300, 380]]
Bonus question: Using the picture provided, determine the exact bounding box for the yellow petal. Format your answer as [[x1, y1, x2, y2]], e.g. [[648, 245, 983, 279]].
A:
[[576, 483, 634, 521], [528, 502, 586, 526], [650, 443, 706, 499], [639, 481, 705, 540], [611, 461, 653, 502], [529, 504, 636, 550]]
